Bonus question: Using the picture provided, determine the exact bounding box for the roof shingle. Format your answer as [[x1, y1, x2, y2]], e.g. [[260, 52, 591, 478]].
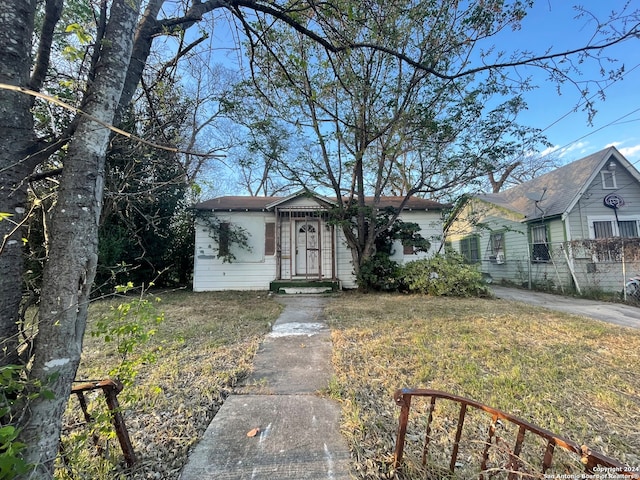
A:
[[194, 194, 446, 211], [477, 147, 624, 219]]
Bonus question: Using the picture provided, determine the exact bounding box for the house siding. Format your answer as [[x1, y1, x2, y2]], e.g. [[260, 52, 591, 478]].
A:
[[193, 196, 446, 291], [390, 210, 444, 261], [568, 163, 640, 239], [448, 149, 640, 294], [193, 212, 277, 291], [336, 230, 357, 289]]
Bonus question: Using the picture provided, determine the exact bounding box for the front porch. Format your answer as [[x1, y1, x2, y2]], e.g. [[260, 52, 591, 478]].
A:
[[274, 206, 337, 282]]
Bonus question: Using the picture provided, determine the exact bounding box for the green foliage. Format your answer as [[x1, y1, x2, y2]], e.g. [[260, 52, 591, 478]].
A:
[[195, 212, 252, 263], [0, 422, 30, 480], [56, 400, 123, 479], [356, 253, 402, 292], [96, 105, 192, 293], [401, 252, 491, 297], [351, 206, 431, 291], [91, 283, 164, 387], [56, 285, 165, 477], [376, 207, 431, 256], [0, 365, 39, 479]]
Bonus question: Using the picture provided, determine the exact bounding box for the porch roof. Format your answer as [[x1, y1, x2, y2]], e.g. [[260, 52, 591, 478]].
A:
[[195, 194, 447, 212]]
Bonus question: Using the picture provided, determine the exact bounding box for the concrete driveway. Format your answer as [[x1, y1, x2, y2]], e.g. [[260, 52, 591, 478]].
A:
[[491, 285, 640, 329]]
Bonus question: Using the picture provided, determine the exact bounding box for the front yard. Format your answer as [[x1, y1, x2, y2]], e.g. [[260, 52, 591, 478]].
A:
[[58, 290, 282, 479], [325, 293, 640, 478], [59, 290, 640, 478]]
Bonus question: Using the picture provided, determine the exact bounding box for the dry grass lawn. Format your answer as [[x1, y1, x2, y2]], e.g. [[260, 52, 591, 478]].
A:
[[57, 289, 282, 479], [324, 292, 640, 479], [57, 290, 640, 479]]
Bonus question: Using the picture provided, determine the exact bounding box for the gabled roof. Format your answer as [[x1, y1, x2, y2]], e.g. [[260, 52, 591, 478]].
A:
[[264, 189, 336, 209], [194, 192, 447, 211], [477, 146, 640, 221]]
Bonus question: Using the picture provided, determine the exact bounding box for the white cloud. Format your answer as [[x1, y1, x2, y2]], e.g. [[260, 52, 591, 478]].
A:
[[539, 145, 560, 157], [542, 141, 590, 160], [618, 144, 640, 160]]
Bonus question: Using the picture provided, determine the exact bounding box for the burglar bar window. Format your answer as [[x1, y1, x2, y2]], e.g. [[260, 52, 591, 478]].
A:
[[619, 221, 638, 238], [489, 232, 504, 255], [593, 221, 614, 239], [530, 224, 550, 262]]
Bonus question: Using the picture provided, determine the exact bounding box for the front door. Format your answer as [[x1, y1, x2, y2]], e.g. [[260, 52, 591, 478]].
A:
[[296, 221, 319, 276]]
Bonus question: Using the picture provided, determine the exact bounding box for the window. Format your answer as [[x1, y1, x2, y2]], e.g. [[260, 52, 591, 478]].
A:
[[265, 222, 276, 256], [489, 232, 504, 254], [530, 224, 550, 262], [489, 232, 505, 263], [218, 222, 230, 257], [593, 221, 614, 239], [601, 171, 617, 189], [619, 221, 638, 238], [589, 217, 640, 239], [403, 242, 414, 255], [460, 235, 480, 263]]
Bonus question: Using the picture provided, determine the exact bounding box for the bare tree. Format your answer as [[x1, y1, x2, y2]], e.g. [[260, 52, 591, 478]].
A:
[[487, 150, 564, 193]]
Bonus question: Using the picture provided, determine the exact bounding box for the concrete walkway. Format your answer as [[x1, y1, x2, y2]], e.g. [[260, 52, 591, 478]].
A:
[[179, 295, 352, 480], [491, 285, 640, 329]]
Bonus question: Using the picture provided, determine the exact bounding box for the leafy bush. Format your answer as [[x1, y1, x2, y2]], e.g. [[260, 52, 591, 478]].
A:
[[0, 364, 40, 479], [401, 252, 490, 297], [57, 284, 165, 476], [91, 283, 164, 388], [357, 253, 402, 292]]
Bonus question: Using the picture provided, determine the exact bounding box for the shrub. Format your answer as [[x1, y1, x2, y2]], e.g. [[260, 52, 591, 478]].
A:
[[401, 252, 490, 297], [357, 253, 402, 292], [0, 364, 44, 479]]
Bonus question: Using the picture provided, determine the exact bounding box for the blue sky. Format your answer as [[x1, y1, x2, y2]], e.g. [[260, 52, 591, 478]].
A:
[[499, 1, 640, 165]]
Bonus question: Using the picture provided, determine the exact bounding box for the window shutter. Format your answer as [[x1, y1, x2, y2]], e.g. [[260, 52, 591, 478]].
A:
[[619, 221, 638, 238], [219, 222, 230, 257], [265, 222, 275, 256]]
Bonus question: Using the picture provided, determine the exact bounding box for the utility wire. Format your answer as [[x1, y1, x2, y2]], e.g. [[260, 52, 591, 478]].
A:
[[540, 63, 640, 134], [552, 107, 640, 155]]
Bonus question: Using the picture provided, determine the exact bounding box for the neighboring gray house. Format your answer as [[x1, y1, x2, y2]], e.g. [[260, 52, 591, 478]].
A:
[[448, 147, 640, 294], [193, 191, 446, 291]]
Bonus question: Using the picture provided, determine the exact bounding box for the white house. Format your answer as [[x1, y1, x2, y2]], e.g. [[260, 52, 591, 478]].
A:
[[447, 146, 640, 294], [193, 191, 446, 291]]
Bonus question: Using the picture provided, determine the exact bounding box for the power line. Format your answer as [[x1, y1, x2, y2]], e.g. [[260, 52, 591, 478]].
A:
[[552, 107, 640, 154], [540, 63, 640, 134]]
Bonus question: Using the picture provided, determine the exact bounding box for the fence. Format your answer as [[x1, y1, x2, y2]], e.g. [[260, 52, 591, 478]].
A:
[[393, 389, 639, 480], [480, 238, 640, 297]]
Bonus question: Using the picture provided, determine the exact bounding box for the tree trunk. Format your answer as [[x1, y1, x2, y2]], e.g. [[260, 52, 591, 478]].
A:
[[0, 0, 38, 367], [116, 0, 164, 123], [19, 0, 142, 476]]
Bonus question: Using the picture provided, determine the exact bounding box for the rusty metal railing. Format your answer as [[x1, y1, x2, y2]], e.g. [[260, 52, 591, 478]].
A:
[[70, 379, 136, 466], [394, 388, 638, 479]]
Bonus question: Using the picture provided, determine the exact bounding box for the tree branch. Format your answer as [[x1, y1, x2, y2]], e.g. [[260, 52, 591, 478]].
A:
[[28, 0, 64, 93]]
